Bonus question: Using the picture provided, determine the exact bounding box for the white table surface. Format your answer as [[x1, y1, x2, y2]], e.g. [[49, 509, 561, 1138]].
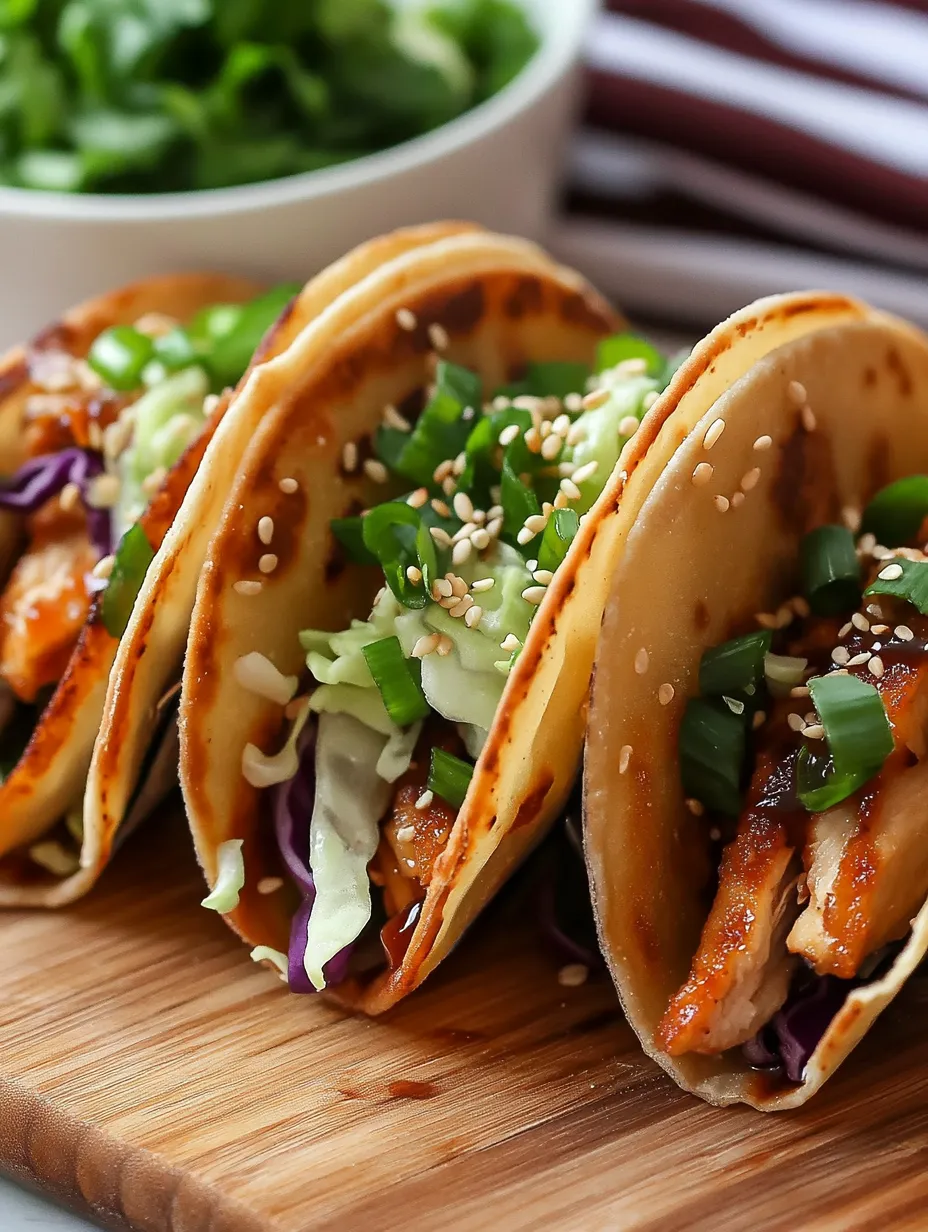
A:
[[0, 1175, 100, 1228]]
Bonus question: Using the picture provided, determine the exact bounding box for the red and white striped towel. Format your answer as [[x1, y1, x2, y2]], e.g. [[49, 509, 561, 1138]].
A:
[[550, 0, 928, 327]]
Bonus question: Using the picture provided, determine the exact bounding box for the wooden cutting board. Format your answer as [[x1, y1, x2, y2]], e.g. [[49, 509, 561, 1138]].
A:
[[1, 806, 927, 1232]]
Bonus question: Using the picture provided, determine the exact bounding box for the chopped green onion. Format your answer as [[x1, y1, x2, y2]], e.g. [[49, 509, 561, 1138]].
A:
[[457, 405, 532, 495], [374, 425, 409, 472], [427, 747, 473, 809], [101, 523, 155, 638], [331, 517, 377, 565], [496, 361, 590, 401], [187, 303, 243, 350], [800, 525, 861, 616], [796, 746, 874, 813], [207, 283, 301, 389], [393, 361, 482, 487], [595, 333, 665, 378], [795, 673, 893, 812], [764, 653, 808, 697], [152, 326, 198, 373], [860, 476, 928, 548], [500, 451, 539, 550], [865, 557, 928, 614], [363, 636, 429, 728], [537, 508, 579, 573], [698, 631, 772, 697], [679, 697, 746, 816], [87, 325, 154, 391], [361, 501, 436, 609]]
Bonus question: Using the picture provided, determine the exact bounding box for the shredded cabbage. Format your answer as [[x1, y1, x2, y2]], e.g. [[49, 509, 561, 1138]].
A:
[[250, 946, 289, 980], [201, 838, 245, 912], [566, 374, 660, 513]]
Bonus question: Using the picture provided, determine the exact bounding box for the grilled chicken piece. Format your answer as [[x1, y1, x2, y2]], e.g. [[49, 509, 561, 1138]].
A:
[[0, 503, 95, 703], [659, 754, 803, 1056]]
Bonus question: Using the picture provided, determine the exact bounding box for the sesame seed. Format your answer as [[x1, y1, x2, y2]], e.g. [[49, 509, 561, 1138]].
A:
[[560, 477, 582, 502], [492, 395, 511, 411], [464, 605, 483, 628], [92, 553, 115, 580], [524, 427, 541, 453], [522, 585, 547, 606], [724, 696, 745, 715], [558, 963, 589, 988], [258, 516, 274, 546], [363, 458, 389, 483], [553, 490, 569, 510], [847, 652, 870, 667], [741, 467, 761, 492], [572, 460, 599, 485], [342, 441, 358, 472], [87, 421, 104, 450], [141, 466, 167, 498], [278, 477, 299, 494], [790, 686, 810, 697], [895, 625, 914, 641], [524, 513, 548, 534], [428, 322, 450, 351], [383, 404, 411, 432], [436, 636, 453, 657], [566, 423, 586, 446], [526, 559, 538, 572], [430, 527, 452, 547], [499, 424, 520, 447], [431, 578, 453, 598], [407, 487, 428, 508], [452, 539, 472, 565], [685, 798, 704, 816], [619, 745, 632, 774], [540, 421, 552, 439], [801, 405, 817, 432], [552, 414, 571, 436], [471, 528, 491, 550], [788, 380, 807, 405], [791, 596, 811, 618], [776, 605, 794, 628], [866, 603, 883, 617], [752, 710, 767, 730], [753, 435, 773, 452], [472, 577, 495, 593], [486, 516, 503, 538], [851, 613, 870, 631], [541, 434, 562, 461], [832, 646, 850, 665], [634, 648, 649, 675], [618, 415, 639, 437], [234, 580, 263, 597], [59, 481, 81, 512], [643, 390, 659, 410], [412, 633, 440, 658], [756, 612, 778, 629], [500, 633, 521, 653], [453, 451, 467, 475], [787, 712, 805, 732], [842, 506, 862, 533], [258, 554, 278, 574], [257, 876, 284, 895], [581, 388, 610, 410], [453, 492, 474, 522], [879, 563, 904, 581], [431, 498, 451, 518], [703, 418, 725, 450], [872, 545, 893, 561], [868, 656, 885, 678], [714, 495, 730, 513], [86, 473, 121, 509], [564, 393, 583, 413], [396, 307, 417, 331], [533, 569, 554, 585], [839, 621, 853, 638], [692, 463, 713, 487], [731, 492, 745, 509], [415, 790, 434, 810], [395, 826, 416, 844], [517, 527, 536, 545], [406, 565, 422, 585], [804, 724, 825, 740], [442, 475, 456, 496], [658, 683, 675, 706]]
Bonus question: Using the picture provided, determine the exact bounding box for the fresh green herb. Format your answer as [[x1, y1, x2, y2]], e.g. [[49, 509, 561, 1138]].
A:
[[427, 746, 473, 808], [87, 325, 154, 391], [865, 556, 928, 615], [497, 361, 590, 402], [361, 501, 436, 609], [363, 635, 429, 727], [679, 697, 746, 817], [101, 523, 155, 638], [796, 673, 893, 811], [860, 476, 928, 548], [0, 1, 537, 194], [392, 360, 482, 488], [537, 508, 579, 573], [800, 525, 861, 616], [500, 450, 539, 550], [699, 631, 772, 698]]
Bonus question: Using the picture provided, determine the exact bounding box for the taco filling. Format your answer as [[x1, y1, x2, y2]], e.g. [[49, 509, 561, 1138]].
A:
[[0, 283, 296, 874], [663, 479, 928, 1081], [224, 332, 679, 991]]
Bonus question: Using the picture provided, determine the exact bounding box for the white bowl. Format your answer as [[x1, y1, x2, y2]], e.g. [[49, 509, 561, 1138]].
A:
[[0, 0, 596, 349]]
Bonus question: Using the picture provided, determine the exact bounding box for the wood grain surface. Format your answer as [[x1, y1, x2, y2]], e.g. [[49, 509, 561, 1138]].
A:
[[1, 805, 927, 1232]]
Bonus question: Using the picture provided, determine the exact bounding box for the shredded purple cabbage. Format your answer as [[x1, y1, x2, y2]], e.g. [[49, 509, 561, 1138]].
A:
[[271, 716, 353, 992], [743, 974, 854, 1082], [536, 819, 602, 970], [0, 448, 112, 557]]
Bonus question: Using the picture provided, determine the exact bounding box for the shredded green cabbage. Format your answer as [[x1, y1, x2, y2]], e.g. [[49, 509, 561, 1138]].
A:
[[201, 838, 245, 912]]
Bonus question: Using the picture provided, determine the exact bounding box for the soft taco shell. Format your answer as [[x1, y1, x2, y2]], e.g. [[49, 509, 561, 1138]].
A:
[[0, 272, 262, 907], [583, 292, 928, 1108], [176, 228, 626, 1013]]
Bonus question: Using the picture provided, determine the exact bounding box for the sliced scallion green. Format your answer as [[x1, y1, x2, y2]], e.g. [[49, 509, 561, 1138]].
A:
[[87, 325, 154, 391], [101, 523, 155, 638], [427, 747, 474, 809], [807, 671, 892, 780], [865, 556, 928, 614], [496, 361, 590, 401], [363, 637, 429, 728], [152, 326, 198, 373], [860, 476, 928, 548], [800, 525, 861, 615], [331, 517, 377, 565], [764, 653, 808, 697], [500, 451, 539, 551], [796, 746, 874, 813], [698, 630, 772, 697], [595, 332, 665, 378], [393, 361, 482, 487], [207, 282, 301, 389], [361, 501, 437, 609], [537, 508, 579, 572], [679, 697, 746, 816]]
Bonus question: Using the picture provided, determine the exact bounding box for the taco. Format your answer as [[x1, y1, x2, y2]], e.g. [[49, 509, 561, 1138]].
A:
[[171, 227, 674, 1013], [0, 271, 307, 906], [584, 291, 928, 1108]]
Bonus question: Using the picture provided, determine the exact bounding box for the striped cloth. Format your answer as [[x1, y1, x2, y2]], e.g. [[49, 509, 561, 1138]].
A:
[[551, 0, 928, 327]]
